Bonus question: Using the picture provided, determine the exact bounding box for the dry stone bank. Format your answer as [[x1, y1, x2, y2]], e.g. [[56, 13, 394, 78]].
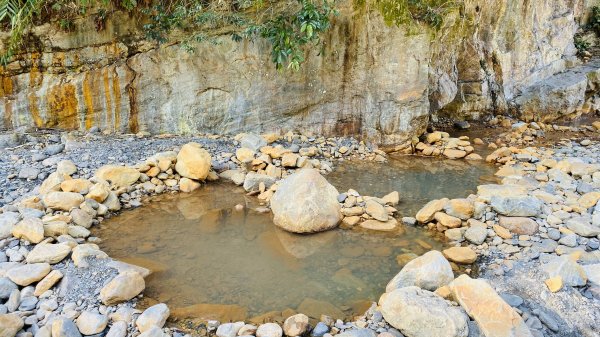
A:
[[0, 117, 599, 337]]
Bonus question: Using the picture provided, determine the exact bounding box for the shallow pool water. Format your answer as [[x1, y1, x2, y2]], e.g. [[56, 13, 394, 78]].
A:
[[95, 155, 496, 321]]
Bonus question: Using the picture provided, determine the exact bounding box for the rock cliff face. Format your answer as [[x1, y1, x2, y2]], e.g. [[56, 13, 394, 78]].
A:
[[0, 0, 598, 145]]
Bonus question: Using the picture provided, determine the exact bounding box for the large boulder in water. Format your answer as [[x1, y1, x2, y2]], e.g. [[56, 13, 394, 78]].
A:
[[175, 143, 212, 180], [270, 169, 341, 233]]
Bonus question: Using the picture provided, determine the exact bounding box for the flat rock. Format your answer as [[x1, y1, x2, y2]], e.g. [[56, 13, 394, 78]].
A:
[[43, 192, 85, 211], [385, 250, 454, 292], [542, 254, 587, 287], [365, 200, 388, 221], [11, 217, 44, 243], [449, 275, 533, 337], [26, 243, 71, 264], [6, 263, 51, 286], [96, 165, 141, 188], [0, 313, 24, 337], [442, 247, 477, 264], [379, 286, 468, 337], [444, 199, 474, 220], [565, 219, 600, 237], [99, 271, 145, 305], [359, 219, 398, 231], [415, 199, 448, 223], [490, 196, 541, 217], [52, 317, 82, 337], [498, 217, 538, 235]]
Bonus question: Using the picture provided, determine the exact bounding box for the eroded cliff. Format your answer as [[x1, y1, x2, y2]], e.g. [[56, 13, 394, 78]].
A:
[[0, 0, 598, 145]]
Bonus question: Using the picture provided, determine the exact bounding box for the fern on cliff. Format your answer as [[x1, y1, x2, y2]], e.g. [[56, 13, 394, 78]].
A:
[[0, 0, 45, 63]]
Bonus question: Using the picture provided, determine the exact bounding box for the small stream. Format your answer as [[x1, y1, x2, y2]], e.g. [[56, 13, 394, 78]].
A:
[[95, 155, 496, 320]]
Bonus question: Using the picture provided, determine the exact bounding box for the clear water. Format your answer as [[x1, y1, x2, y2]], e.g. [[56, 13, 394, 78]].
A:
[[95, 155, 496, 321]]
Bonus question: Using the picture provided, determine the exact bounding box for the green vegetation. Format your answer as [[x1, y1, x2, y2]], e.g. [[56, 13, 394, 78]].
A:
[[357, 0, 459, 30], [575, 35, 591, 56], [0, 0, 459, 69], [590, 6, 600, 35]]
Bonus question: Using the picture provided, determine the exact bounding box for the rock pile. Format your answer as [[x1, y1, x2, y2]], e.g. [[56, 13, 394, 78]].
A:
[[410, 131, 482, 160]]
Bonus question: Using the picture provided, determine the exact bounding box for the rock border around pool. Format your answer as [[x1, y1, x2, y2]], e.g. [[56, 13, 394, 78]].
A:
[[1, 124, 599, 337]]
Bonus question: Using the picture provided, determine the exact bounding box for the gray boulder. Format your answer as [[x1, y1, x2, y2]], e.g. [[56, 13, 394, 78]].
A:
[[271, 169, 341, 233]]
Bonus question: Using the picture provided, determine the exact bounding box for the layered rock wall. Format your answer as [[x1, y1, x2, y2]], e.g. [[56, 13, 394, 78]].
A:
[[0, 0, 597, 145]]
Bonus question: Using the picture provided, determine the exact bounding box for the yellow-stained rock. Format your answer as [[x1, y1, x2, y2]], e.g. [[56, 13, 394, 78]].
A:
[[545, 276, 563, 293], [96, 165, 141, 188], [449, 275, 533, 337]]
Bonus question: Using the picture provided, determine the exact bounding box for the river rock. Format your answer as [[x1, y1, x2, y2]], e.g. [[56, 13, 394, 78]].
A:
[[490, 196, 541, 217], [444, 199, 474, 220], [257, 323, 282, 337], [359, 219, 398, 231], [70, 209, 93, 228], [442, 247, 477, 264], [26, 243, 71, 264], [57, 160, 77, 175], [96, 165, 141, 188], [498, 217, 538, 235], [243, 172, 276, 192], [11, 217, 44, 243], [542, 254, 587, 287], [271, 169, 341, 233], [34, 269, 64, 296], [138, 326, 168, 337], [236, 148, 255, 163], [180, 177, 201, 193], [0, 278, 18, 299], [106, 321, 127, 337], [52, 317, 83, 337], [416, 199, 448, 223], [86, 183, 110, 203], [175, 143, 212, 180], [386, 250, 454, 292], [582, 264, 600, 287], [434, 212, 462, 228], [60, 179, 93, 194], [6, 263, 51, 286], [283, 314, 309, 336], [565, 219, 600, 237], [578, 192, 600, 209], [99, 271, 145, 305], [336, 329, 376, 337], [382, 191, 400, 205], [365, 200, 388, 221], [0, 212, 20, 239], [40, 172, 65, 194], [449, 275, 533, 337], [216, 322, 245, 337], [43, 192, 85, 211], [72, 244, 109, 267], [76, 311, 108, 335], [379, 286, 468, 337], [0, 313, 24, 337], [464, 221, 488, 245], [137, 303, 170, 332], [240, 134, 267, 151]]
